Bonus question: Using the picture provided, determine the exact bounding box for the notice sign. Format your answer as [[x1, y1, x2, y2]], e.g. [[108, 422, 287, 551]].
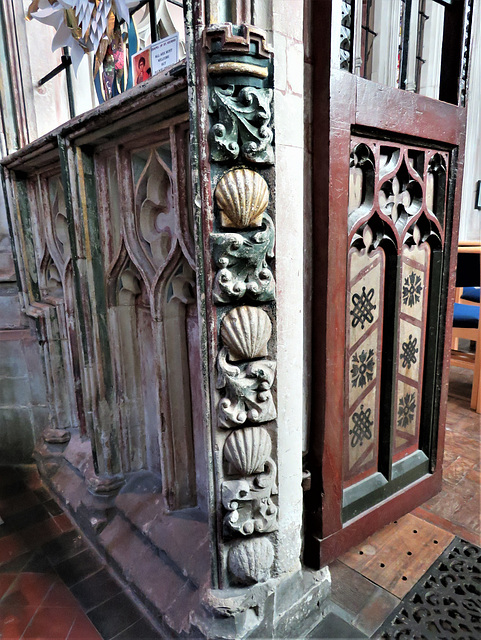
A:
[[151, 33, 180, 75]]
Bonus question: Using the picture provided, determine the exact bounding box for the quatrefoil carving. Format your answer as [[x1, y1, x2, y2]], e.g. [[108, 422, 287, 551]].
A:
[[379, 161, 422, 229]]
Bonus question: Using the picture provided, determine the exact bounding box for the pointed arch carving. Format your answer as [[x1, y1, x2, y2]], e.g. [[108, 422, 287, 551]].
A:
[[154, 253, 198, 509], [130, 147, 179, 283], [97, 126, 200, 508], [40, 252, 63, 301], [107, 250, 162, 474], [344, 135, 451, 504], [48, 175, 70, 265]]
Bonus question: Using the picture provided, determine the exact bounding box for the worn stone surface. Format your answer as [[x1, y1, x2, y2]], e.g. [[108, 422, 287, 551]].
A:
[[100, 515, 205, 633], [0, 252, 15, 281], [0, 406, 35, 463], [273, 569, 331, 638], [0, 328, 47, 463], [0, 293, 24, 328], [116, 489, 210, 588]]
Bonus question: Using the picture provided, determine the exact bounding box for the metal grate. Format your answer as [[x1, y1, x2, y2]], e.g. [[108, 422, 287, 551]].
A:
[[378, 537, 481, 639]]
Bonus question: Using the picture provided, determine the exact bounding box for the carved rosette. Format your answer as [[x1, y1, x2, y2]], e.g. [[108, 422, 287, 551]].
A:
[[205, 23, 277, 587]]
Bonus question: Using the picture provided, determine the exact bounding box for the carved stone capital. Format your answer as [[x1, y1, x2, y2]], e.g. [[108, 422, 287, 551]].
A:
[[203, 24, 272, 59]]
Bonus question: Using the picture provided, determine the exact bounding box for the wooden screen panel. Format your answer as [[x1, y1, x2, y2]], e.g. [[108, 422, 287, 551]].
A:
[[344, 135, 448, 515], [344, 246, 384, 487], [393, 243, 430, 460]]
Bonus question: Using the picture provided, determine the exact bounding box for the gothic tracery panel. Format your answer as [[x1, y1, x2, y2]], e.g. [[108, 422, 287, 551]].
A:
[[100, 130, 200, 509], [345, 136, 448, 503]]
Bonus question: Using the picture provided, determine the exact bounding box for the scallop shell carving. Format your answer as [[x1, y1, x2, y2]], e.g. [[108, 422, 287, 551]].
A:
[[228, 537, 274, 585], [215, 168, 269, 229], [221, 306, 272, 361], [224, 427, 272, 475]]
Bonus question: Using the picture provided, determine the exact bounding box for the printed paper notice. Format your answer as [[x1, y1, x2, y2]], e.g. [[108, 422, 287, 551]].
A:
[[151, 33, 180, 75]]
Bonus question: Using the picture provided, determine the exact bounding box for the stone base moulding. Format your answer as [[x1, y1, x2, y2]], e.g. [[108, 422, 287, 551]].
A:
[[42, 427, 71, 444], [192, 567, 331, 640]]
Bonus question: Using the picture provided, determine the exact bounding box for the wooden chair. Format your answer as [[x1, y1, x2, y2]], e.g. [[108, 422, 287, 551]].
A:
[[451, 243, 481, 413]]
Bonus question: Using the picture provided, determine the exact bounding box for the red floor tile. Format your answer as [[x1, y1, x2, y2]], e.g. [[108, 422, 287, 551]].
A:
[[23, 606, 78, 638], [0, 491, 41, 517], [0, 534, 27, 566], [52, 513, 75, 533], [67, 613, 103, 640], [0, 604, 37, 639], [2, 573, 56, 608], [0, 573, 17, 599], [16, 518, 63, 551], [41, 581, 81, 609]]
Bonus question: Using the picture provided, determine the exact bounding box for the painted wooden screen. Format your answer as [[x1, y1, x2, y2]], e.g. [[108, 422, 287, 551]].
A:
[[343, 139, 448, 522], [307, 0, 469, 566]]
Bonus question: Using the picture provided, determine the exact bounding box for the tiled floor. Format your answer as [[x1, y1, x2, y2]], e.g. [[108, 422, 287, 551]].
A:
[[0, 468, 162, 640], [317, 364, 481, 638]]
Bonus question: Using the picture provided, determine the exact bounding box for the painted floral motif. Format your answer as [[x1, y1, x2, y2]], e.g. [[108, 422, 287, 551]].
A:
[[350, 286, 376, 329], [402, 272, 422, 308], [349, 404, 373, 447], [400, 334, 419, 369], [351, 349, 375, 389], [397, 392, 416, 429]]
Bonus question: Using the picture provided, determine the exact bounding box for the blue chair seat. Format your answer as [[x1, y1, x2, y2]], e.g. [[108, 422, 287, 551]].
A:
[[453, 302, 479, 329], [461, 287, 480, 303]]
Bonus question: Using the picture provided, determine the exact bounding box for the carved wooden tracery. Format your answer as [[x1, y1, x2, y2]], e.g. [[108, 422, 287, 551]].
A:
[[344, 136, 447, 510]]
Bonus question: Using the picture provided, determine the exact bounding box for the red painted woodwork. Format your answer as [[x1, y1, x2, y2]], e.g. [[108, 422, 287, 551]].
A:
[[306, 2, 467, 566]]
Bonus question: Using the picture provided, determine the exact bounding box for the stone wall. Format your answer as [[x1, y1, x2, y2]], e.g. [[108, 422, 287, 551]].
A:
[[0, 182, 48, 463]]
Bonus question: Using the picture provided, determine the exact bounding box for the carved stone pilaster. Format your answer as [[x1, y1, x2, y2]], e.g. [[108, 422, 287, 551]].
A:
[[203, 22, 278, 592]]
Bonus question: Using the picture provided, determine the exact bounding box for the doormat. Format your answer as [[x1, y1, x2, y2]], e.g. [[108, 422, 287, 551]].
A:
[[376, 537, 481, 639]]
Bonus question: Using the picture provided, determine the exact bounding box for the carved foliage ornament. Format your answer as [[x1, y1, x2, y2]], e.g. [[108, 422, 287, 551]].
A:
[[222, 465, 277, 536], [217, 349, 276, 428], [217, 307, 276, 428], [212, 214, 275, 303], [208, 86, 274, 164], [222, 427, 277, 537]]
